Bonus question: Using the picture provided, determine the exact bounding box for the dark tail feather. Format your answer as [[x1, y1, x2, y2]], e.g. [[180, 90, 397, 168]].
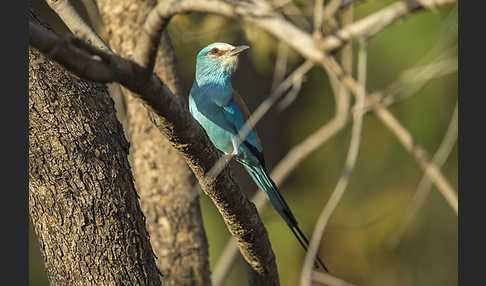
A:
[[241, 161, 329, 272], [290, 224, 329, 272]]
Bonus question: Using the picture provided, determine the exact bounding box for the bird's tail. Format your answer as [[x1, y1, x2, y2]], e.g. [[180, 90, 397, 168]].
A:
[[241, 161, 328, 272]]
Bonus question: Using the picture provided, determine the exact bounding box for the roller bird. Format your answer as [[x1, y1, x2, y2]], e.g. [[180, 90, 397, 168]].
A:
[[188, 42, 327, 271]]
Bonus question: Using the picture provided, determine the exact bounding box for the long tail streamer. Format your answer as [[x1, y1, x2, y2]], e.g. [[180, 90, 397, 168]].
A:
[[240, 160, 329, 272]]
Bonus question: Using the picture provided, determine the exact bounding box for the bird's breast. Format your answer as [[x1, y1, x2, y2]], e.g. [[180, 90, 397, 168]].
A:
[[189, 92, 236, 155]]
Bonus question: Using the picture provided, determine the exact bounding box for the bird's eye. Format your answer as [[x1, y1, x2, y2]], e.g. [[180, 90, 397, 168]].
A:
[[209, 48, 219, 55]]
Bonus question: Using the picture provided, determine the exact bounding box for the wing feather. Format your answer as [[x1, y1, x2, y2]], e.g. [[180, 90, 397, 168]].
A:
[[232, 91, 263, 149]]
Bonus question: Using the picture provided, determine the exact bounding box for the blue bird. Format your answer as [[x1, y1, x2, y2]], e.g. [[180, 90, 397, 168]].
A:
[[189, 42, 327, 271]]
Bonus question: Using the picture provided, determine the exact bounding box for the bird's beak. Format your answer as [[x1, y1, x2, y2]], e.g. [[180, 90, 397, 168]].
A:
[[228, 45, 250, 56]]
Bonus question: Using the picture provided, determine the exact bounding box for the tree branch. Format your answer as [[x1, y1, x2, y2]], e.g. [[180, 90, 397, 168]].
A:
[[45, 0, 109, 51], [300, 39, 368, 286], [45, 0, 128, 128], [271, 41, 289, 92], [388, 101, 458, 248], [141, 0, 455, 74], [372, 104, 458, 213], [317, 0, 457, 52], [312, 271, 357, 286]]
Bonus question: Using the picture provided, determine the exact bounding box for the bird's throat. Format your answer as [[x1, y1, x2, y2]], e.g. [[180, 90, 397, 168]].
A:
[[195, 69, 233, 106]]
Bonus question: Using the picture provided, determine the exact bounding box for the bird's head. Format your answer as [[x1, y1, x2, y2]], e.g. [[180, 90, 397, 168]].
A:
[[195, 42, 250, 85]]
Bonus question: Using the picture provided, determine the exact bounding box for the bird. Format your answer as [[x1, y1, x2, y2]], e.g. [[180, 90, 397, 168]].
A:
[[188, 42, 328, 271]]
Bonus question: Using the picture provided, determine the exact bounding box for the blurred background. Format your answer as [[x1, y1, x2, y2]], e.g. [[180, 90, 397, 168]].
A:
[[30, 0, 458, 285]]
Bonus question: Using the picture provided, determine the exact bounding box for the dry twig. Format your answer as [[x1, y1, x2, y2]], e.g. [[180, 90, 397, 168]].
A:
[[300, 39, 368, 286], [388, 101, 458, 248], [45, 0, 109, 51], [312, 271, 357, 286], [317, 0, 457, 51], [45, 0, 128, 126], [272, 41, 289, 92]]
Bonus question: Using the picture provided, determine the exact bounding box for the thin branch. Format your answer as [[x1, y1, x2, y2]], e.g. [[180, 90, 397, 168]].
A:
[[142, 0, 455, 80], [272, 0, 312, 31], [312, 271, 357, 286], [313, 0, 325, 39], [131, 8, 169, 74], [29, 20, 281, 285], [321, 0, 342, 34], [388, 101, 458, 248], [45, 0, 110, 52], [372, 104, 458, 214], [317, 0, 457, 52], [316, 51, 458, 214], [212, 238, 239, 286], [276, 73, 304, 110], [45, 0, 128, 127], [271, 41, 289, 92], [79, 0, 107, 38], [357, 4, 457, 112], [340, 0, 367, 10], [300, 39, 368, 286], [363, 56, 458, 113]]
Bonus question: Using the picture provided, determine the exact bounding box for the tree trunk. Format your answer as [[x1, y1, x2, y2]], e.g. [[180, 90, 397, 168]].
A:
[[95, 0, 212, 285], [28, 12, 161, 285]]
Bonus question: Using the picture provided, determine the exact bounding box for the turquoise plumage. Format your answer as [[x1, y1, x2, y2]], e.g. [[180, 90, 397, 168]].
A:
[[188, 42, 327, 271]]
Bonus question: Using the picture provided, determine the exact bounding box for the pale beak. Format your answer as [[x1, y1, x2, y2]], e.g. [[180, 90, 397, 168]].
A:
[[228, 45, 250, 56]]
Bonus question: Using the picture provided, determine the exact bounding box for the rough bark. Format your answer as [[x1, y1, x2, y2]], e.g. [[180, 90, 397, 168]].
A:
[[95, 0, 211, 285], [28, 13, 161, 286]]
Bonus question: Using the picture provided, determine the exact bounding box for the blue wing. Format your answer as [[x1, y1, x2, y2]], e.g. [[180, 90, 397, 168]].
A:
[[222, 94, 264, 165]]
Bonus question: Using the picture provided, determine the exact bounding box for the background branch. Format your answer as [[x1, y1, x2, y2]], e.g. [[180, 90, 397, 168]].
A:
[[300, 39, 368, 286], [372, 104, 458, 213], [45, 0, 128, 128], [142, 0, 457, 213], [388, 101, 458, 248], [312, 271, 357, 286], [317, 0, 457, 52], [271, 41, 289, 92]]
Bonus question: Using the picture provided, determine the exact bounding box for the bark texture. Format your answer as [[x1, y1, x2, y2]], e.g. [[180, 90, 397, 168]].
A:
[[29, 28, 161, 286], [95, 0, 211, 285]]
